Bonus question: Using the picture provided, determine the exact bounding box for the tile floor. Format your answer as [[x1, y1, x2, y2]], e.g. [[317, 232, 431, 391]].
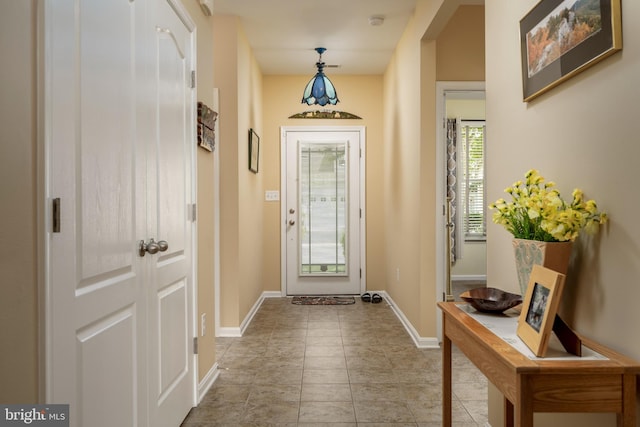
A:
[[181, 297, 488, 426]]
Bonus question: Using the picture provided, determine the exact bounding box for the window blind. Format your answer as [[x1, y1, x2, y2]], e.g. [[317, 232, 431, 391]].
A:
[[460, 121, 486, 239]]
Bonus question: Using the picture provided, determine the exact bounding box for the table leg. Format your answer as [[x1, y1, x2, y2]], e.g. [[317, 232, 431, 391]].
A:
[[515, 375, 533, 427], [443, 324, 452, 427], [617, 374, 637, 427], [504, 397, 514, 427]]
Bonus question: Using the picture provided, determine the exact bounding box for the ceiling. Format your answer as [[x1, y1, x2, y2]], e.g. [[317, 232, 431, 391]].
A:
[[211, 0, 418, 75]]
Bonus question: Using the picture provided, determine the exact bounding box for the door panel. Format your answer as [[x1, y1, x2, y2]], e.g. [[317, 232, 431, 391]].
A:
[[76, 309, 136, 427], [148, 2, 194, 424], [284, 129, 362, 295], [46, 0, 195, 426], [48, 1, 146, 425]]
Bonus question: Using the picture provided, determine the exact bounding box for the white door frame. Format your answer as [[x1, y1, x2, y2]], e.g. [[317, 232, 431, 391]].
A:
[[280, 126, 366, 296], [435, 81, 485, 342]]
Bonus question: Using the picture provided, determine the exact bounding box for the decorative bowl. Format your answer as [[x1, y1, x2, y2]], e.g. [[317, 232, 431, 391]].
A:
[[460, 287, 522, 313]]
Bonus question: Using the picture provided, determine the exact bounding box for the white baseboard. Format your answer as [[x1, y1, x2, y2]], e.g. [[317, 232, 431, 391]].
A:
[[262, 291, 283, 298], [217, 326, 242, 337], [376, 291, 440, 349], [217, 291, 282, 338], [451, 274, 487, 282], [197, 362, 219, 404]]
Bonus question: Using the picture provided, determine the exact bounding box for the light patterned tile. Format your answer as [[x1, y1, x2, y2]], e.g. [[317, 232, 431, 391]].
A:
[[303, 368, 350, 384], [353, 400, 416, 423], [247, 383, 301, 402], [299, 401, 356, 423], [301, 383, 353, 402], [243, 400, 299, 423], [187, 298, 486, 427], [304, 355, 347, 370]]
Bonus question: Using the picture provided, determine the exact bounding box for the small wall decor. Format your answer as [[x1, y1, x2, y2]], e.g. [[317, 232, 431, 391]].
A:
[[517, 265, 566, 357], [520, 0, 622, 102], [197, 101, 218, 151], [248, 128, 259, 173]]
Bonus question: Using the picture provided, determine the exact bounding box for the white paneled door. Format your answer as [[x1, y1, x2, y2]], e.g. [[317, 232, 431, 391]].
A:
[[45, 1, 196, 426], [283, 128, 364, 296]]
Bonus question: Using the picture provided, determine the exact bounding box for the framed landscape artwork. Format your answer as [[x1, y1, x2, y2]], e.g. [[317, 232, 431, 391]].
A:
[[520, 0, 622, 102], [517, 265, 566, 357]]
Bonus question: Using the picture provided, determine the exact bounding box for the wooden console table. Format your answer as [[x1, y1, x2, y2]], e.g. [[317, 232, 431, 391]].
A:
[[438, 302, 640, 427]]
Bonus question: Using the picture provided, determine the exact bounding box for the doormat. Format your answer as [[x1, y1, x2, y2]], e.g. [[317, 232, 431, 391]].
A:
[[291, 296, 355, 305]]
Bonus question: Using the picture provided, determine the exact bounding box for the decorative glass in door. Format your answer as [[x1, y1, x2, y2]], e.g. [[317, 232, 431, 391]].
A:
[[298, 142, 349, 275]]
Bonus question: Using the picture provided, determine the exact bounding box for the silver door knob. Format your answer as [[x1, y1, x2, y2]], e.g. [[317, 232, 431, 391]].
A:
[[157, 240, 168, 252], [289, 208, 295, 214], [139, 238, 167, 256], [289, 220, 295, 226]]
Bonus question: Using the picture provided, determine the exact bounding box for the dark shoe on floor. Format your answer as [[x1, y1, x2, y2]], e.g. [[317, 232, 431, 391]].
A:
[[371, 293, 382, 304], [361, 292, 372, 302]]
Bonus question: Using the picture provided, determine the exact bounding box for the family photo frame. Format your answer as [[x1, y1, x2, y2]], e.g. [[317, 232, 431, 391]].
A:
[[517, 265, 566, 357], [520, 0, 622, 102]]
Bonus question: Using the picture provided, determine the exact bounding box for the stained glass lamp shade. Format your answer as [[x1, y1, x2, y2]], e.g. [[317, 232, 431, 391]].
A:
[[301, 48, 339, 106]]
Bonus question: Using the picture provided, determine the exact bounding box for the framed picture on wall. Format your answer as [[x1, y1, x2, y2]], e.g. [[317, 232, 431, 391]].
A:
[[520, 0, 622, 102], [248, 128, 260, 173], [517, 265, 566, 357]]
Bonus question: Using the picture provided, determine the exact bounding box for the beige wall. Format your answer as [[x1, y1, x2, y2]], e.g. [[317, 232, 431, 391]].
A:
[[485, 1, 640, 426], [180, 0, 217, 383], [213, 15, 265, 327], [237, 29, 265, 321], [382, 1, 486, 338], [383, 6, 428, 337], [0, 0, 39, 403], [213, 15, 240, 327], [436, 5, 485, 81], [261, 75, 385, 295]]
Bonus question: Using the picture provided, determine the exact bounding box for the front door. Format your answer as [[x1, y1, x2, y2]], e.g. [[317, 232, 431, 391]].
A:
[[45, 1, 195, 426], [283, 128, 364, 295]]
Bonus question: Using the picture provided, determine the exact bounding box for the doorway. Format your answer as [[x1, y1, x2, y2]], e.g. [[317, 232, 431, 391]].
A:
[[281, 127, 365, 296], [436, 82, 486, 340]]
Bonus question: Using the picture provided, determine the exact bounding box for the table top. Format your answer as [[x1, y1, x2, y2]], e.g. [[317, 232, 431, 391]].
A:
[[438, 301, 640, 374]]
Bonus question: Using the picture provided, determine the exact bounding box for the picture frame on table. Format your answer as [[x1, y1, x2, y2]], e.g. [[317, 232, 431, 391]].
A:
[[520, 0, 622, 102], [517, 264, 566, 357]]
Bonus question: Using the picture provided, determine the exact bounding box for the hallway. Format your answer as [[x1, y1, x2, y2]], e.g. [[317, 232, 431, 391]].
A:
[[181, 297, 487, 426]]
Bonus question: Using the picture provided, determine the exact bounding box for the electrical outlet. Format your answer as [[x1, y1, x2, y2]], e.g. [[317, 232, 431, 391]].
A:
[[265, 190, 280, 201], [201, 313, 206, 336]]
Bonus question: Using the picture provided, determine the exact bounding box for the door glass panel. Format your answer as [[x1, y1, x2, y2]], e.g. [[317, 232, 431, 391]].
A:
[[298, 141, 348, 276]]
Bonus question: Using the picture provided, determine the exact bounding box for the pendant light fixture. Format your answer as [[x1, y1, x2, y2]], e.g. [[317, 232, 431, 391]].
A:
[[301, 47, 339, 106]]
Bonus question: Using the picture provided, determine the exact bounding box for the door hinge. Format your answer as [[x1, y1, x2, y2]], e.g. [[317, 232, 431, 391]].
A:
[[193, 337, 198, 354], [190, 203, 197, 222], [190, 70, 196, 88], [52, 198, 61, 233], [359, 208, 362, 218], [359, 268, 362, 278]]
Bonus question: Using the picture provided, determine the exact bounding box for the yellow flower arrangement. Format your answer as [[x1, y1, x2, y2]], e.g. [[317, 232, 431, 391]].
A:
[[489, 169, 607, 242]]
